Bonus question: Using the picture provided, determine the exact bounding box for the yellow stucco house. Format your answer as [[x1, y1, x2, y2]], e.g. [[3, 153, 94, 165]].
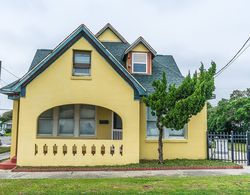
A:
[[0, 23, 207, 167]]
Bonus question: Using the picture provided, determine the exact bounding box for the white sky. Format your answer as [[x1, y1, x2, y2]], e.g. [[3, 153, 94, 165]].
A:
[[0, 0, 249, 111]]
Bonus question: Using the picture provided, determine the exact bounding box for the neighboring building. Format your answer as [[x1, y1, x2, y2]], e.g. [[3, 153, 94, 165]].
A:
[[0, 24, 207, 167]]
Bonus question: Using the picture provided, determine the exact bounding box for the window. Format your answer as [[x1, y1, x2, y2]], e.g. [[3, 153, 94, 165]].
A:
[[113, 113, 122, 129], [132, 53, 147, 73], [58, 105, 74, 135], [146, 107, 158, 137], [79, 105, 96, 136], [37, 104, 99, 138], [146, 107, 187, 139], [38, 109, 53, 135], [73, 50, 91, 76]]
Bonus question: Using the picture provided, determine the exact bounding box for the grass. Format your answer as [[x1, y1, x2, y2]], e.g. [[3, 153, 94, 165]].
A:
[[0, 175, 249, 194], [4, 132, 11, 136], [16, 159, 240, 171], [0, 146, 10, 154]]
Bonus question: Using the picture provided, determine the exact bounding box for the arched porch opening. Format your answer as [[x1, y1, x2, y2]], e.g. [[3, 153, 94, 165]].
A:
[[37, 104, 123, 140]]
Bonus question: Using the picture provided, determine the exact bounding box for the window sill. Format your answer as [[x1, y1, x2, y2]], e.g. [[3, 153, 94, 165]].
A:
[[71, 76, 92, 80], [145, 138, 188, 143], [36, 136, 98, 139]]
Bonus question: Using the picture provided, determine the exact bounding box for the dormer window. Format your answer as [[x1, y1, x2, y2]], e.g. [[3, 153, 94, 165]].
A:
[[73, 50, 91, 76], [132, 53, 147, 74]]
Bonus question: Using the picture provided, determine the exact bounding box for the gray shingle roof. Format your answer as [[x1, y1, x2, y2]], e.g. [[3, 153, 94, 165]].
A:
[[29, 49, 52, 70], [101, 42, 183, 93], [133, 55, 183, 93], [102, 42, 130, 65], [27, 42, 183, 94]]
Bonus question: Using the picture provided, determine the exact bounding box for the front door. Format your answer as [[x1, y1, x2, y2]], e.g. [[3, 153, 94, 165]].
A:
[[112, 112, 122, 140]]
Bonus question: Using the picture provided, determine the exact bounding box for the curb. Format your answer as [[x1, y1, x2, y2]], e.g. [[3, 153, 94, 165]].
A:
[[12, 165, 243, 172]]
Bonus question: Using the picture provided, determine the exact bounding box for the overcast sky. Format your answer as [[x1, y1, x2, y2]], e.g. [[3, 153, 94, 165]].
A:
[[0, 0, 249, 111]]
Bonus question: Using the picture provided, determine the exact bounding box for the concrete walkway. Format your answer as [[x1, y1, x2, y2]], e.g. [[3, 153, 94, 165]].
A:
[[0, 152, 10, 161], [0, 167, 249, 179]]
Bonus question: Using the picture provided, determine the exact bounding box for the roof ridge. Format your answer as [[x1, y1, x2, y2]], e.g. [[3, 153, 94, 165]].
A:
[[124, 36, 157, 56], [95, 23, 128, 44], [1, 24, 146, 98]]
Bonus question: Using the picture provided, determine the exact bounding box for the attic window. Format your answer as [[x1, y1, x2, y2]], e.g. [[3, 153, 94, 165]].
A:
[[73, 50, 91, 76], [132, 53, 147, 74]]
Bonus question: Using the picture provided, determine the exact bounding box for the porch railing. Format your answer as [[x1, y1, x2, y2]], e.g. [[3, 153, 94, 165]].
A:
[[112, 129, 122, 140]]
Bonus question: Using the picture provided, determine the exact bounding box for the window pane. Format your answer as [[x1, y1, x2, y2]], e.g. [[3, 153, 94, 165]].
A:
[[133, 63, 146, 73], [74, 52, 90, 64], [40, 109, 53, 119], [133, 53, 147, 63], [80, 119, 95, 135], [59, 119, 74, 134], [147, 107, 157, 121], [38, 119, 53, 134], [80, 105, 95, 118], [73, 68, 90, 76], [113, 113, 122, 129], [164, 128, 185, 138], [147, 121, 159, 137], [59, 105, 74, 118], [58, 105, 74, 134], [38, 108, 53, 135]]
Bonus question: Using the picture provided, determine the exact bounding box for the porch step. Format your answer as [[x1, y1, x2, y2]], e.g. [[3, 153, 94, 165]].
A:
[[0, 159, 16, 170], [11, 156, 17, 163]]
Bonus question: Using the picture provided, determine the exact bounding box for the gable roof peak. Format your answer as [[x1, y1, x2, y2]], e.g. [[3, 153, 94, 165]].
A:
[[95, 23, 128, 43], [124, 36, 157, 56]]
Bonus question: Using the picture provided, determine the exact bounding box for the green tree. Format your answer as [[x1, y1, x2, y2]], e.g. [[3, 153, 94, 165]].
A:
[[143, 62, 216, 163], [208, 89, 250, 133]]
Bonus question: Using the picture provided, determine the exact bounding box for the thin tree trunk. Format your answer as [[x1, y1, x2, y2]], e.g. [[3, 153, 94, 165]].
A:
[[157, 119, 164, 164]]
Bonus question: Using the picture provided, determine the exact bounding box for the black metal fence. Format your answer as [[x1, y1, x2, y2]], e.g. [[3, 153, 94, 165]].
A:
[[207, 131, 250, 165]]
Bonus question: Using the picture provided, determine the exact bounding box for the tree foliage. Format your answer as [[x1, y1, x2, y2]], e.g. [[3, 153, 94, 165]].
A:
[[143, 62, 216, 163], [208, 88, 250, 133], [0, 110, 12, 123]]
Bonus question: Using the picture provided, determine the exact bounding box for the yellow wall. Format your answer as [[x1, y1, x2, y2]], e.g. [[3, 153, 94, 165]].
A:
[[139, 102, 207, 160], [97, 28, 122, 42], [16, 37, 140, 166], [96, 106, 112, 139], [132, 43, 149, 52], [10, 100, 19, 158]]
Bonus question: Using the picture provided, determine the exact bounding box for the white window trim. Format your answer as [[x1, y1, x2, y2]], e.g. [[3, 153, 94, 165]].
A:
[[132, 52, 148, 74]]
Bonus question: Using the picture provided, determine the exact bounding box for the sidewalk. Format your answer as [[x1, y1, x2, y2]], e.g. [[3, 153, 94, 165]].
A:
[[0, 166, 249, 179]]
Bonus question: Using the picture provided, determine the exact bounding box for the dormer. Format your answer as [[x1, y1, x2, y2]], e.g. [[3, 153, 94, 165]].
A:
[[96, 23, 128, 43], [124, 37, 157, 75]]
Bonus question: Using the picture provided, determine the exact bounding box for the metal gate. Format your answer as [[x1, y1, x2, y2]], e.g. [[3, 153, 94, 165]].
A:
[[207, 131, 250, 165]]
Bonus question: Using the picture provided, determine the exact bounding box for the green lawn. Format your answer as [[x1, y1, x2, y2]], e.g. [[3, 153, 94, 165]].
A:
[[0, 175, 249, 194], [0, 146, 10, 154], [16, 160, 240, 171], [5, 132, 11, 136]]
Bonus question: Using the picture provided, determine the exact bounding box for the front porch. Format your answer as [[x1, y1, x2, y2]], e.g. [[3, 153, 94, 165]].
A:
[[14, 103, 140, 167], [37, 104, 123, 140]]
